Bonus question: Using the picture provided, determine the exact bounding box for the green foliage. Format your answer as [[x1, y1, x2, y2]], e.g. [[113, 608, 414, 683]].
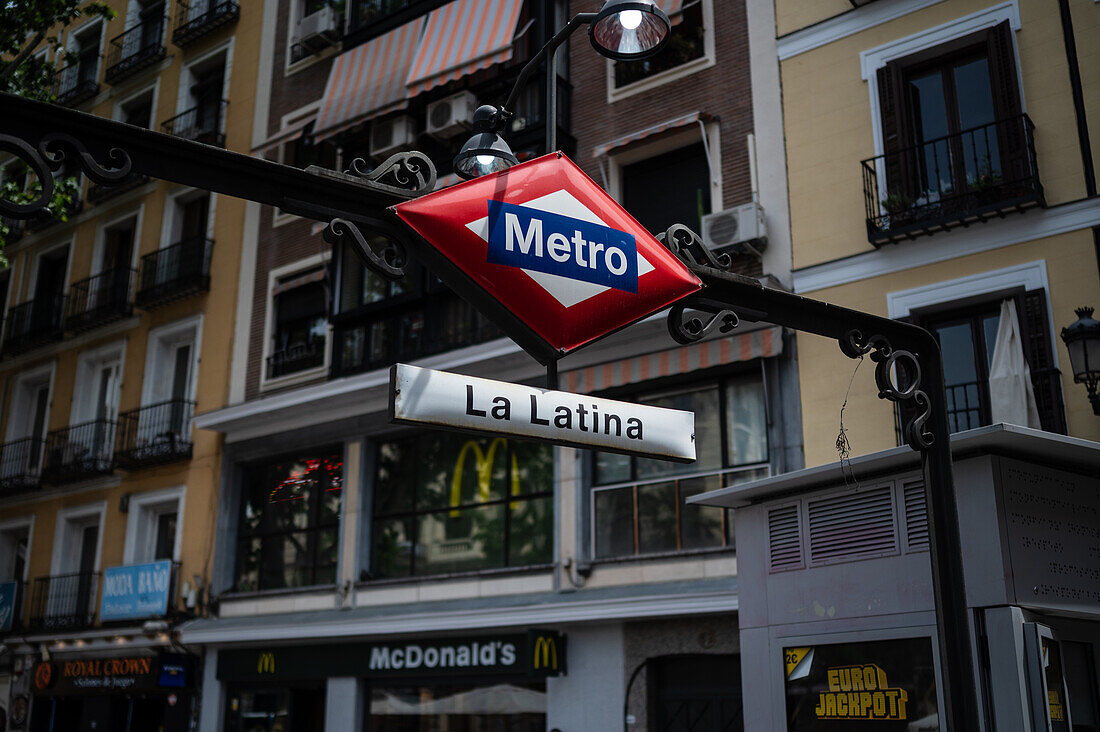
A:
[[0, 0, 116, 255]]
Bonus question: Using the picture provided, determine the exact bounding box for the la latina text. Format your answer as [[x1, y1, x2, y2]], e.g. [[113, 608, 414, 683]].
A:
[[466, 385, 644, 439]]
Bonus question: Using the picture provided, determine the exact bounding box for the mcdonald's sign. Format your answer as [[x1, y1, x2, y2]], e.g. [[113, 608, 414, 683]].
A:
[[527, 630, 565, 677], [257, 652, 276, 675]]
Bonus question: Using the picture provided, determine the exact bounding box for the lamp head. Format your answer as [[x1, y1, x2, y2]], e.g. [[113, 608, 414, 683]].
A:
[[1062, 307, 1100, 382], [589, 0, 671, 61], [453, 105, 520, 180]]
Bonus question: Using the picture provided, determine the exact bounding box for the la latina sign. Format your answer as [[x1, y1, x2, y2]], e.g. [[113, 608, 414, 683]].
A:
[[391, 364, 695, 461]]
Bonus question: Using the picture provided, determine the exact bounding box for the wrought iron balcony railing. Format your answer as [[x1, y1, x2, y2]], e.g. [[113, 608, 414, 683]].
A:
[[87, 172, 150, 204], [161, 100, 227, 147], [105, 17, 167, 83], [267, 339, 325, 378], [29, 571, 99, 632], [0, 437, 46, 495], [135, 237, 213, 309], [173, 0, 240, 47], [65, 267, 136, 333], [56, 63, 100, 106], [1, 294, 66, 356], [44, 419, 117, 483], [861, 114, 1044, 246], [116, 399, 195, 468]]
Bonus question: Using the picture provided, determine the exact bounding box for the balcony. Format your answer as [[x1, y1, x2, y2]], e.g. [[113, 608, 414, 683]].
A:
[[861, 114, 1044, 246], [43, 420, 117, 483], [116, 399, 195, 469], [135, 237, 213, 309], [105, 18, 167, 84], [87, 173, 150, 205], [55, 63, 99, 107], [161, 100, 227, 147], [65, 268, 135, 333], [172, 0, 239, 47], [28, 571, 99, 632], [0, 438, 46, 495], [267, 339, 325, 379], [1, 294, 66, 356]]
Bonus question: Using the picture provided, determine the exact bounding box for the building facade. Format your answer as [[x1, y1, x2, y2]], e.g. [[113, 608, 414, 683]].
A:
[[0, 1, 261, 730], [183, 0, 802, 730]]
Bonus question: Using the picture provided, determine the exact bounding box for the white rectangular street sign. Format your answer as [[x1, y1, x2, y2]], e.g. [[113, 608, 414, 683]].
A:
[[390, 363, 696, 462]]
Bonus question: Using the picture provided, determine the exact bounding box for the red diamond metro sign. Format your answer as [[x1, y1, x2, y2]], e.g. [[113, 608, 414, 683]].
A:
[[393, 153, 701, 364]]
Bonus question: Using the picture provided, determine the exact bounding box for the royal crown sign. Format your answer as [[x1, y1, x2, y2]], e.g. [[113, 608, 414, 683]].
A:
[[393, 153, 701, 364]]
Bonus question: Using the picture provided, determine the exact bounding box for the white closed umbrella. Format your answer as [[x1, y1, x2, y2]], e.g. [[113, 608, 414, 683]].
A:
[[988, 299, 1041, 428]]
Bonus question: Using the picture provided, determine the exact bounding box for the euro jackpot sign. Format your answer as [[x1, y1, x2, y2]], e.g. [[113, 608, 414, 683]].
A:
[[783, 638, 941, 730]]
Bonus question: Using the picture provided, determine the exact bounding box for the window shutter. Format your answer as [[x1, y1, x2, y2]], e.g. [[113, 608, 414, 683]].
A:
[[876, 63, 916, 201], [986, 21, 1028, 189], [1017, 290, 1067, 433]]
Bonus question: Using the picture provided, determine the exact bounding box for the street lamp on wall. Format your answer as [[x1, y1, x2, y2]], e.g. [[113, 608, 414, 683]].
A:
[[454, 0, 671, 179], [1060, 306, 1100, 415]]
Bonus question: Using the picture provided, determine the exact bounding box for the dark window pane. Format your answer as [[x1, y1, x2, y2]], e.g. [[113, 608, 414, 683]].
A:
[[678, 475, 727, 551], [936, 322, 979, 384], [372, 518, 413, 579], [375, 441, 414, 516], [511, 440, 554, 496], [636, 481, 678, 554], [613, 3, 705, 88], [636, 385, 721, 478], [726, 372, 768, 465], [509, 495, 552, 565], [981, 312, 1000, 370], [621, 142, 711, 235], [594, 487, 634, 559], [416, 504, 505, 576], [595, 451, 631, 485]]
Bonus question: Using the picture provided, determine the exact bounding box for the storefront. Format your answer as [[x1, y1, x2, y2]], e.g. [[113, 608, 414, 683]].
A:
[[216, 630, 563, 731], [28, 652, 195, 732]]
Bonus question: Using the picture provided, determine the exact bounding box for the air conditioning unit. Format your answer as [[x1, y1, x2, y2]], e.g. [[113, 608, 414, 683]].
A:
[[701, 202, 767, 255], [296, 7, 339, 53], [426, 91, 477, 139], [369, 116, 416, 157]]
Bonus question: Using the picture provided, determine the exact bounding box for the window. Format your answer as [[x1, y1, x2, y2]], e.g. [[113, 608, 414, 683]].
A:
[[43, 503, 104, 630], [371, 433, 552, 578], [119, 89, 155, 129], [283, 124, 337, 170], [69, 342, 123, 464], [268, 269, 328, 379], [61, 23, 102, 95], [350, 0, 416, 35], [226, 687, 325, 732], [366, 682, 546, 730], [621, 141, 711, 235], [0, 520, 30, 583], [591, 373, 768, 559], [236, 451, 343, 591], [610, 0, 713, 96], [125, 487, 183, 564], [170, 52, 227, 144], [904, 289, 1065, 436], [649, 655, 743, 731]]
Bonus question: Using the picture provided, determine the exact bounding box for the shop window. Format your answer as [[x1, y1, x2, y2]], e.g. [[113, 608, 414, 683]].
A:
[[902, 289, 1064, 437], [621, 141, 711, 236], [371, 433, 552, 578], [226, 687, 326, 732], [268, 268, 328, 379], [649, 655, 743, 731], [235, 451, 343, 592], [366, 681, 546, 730], [612, 1, 709, 91], [591, 373, 768, 559]]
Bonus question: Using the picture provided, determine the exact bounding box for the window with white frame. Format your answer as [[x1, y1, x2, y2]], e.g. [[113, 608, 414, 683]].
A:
[[135, 317, 199, 454], [0, 518, 31, 583], [609, 0, 713, 96], [46, 503, 103, 626], [59, 22, 102, 99], [266, 266, 328, 380], [175, 50, 227, 144], [2, 365, 52, 482], [620, 140, 712, 235], [118, 87, 156, 129], [125, 487, 183, 564], [70, 342, 124, 463]]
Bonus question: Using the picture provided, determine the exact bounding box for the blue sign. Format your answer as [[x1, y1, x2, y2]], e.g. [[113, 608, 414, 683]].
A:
[[0, 580, 16, 631], [100, 560, 173, 622], [486, 200, 638, 293]]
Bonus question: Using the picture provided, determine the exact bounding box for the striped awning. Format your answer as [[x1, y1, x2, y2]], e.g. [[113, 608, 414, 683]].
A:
[[563, 327, 784, 394], [405, 0, 525, 96], [314, 17, 424, 139], [592, 111, 703, 158]]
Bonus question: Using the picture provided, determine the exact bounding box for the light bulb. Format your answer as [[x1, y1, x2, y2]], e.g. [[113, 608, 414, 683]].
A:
[[476, 154, 496, 166], [619, 9, 643, 30]]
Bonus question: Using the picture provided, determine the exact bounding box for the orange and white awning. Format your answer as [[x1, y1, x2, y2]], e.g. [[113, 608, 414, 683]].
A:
[[592, 111, 703, 158], [563, 327, 784, 394], [405, 0, 525, 96], [313, 17, 424, 139]]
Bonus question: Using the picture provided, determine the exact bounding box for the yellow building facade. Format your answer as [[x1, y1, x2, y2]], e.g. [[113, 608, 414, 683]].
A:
[[776, 0, 1100, 466], [0, 0, 260, 727]]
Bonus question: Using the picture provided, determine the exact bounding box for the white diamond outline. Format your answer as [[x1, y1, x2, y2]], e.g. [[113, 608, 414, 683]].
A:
[[465, 189, 655, 309]]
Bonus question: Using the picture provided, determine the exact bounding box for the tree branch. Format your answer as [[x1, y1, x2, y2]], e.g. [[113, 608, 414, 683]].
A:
[[0, 31, 46, 85]]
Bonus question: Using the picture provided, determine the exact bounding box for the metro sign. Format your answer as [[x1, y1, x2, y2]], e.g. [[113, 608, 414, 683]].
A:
[[393, 153, 701, 363]]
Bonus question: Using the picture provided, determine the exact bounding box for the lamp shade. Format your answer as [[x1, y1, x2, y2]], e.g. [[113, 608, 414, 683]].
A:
[[589, 0, 671, 61], [454, 105, 520, 179], [1061, 306, 1100, 384]]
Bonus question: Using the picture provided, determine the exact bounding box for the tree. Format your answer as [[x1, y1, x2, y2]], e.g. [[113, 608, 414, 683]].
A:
[[0, 0, 115, 258]]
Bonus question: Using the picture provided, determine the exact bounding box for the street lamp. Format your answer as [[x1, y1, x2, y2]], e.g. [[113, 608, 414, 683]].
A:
[[454, 0, 671, 179], [1060, 306, 1100, 415]]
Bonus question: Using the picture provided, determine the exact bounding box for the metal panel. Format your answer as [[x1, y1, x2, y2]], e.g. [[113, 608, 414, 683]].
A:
[[767, 503, 803, 572], [807, 485, 898, 565]]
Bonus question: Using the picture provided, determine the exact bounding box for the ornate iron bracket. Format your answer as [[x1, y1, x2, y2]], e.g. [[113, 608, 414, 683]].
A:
[[328, 151, 437, 198], [668, 298, 740, 344], [657, 223, 733, 271], [323, 218, 408, 281], [841, 329, 934, 451]]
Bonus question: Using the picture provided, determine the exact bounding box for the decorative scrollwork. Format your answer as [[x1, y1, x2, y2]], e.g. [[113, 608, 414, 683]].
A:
[[346, 151, 437, 196], [839, 329, 934, 450], [668, 301, 739, 344], [39, 133, 132, 185], [0, 134, 55, 217], [658, 224, 733, 271], [323, 218, 407, 281]]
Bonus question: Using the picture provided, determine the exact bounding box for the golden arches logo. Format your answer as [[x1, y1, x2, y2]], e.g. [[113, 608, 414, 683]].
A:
[[257, 652, 276, 674], [450, 438, 521, 516], [533, 636, 558, 671]]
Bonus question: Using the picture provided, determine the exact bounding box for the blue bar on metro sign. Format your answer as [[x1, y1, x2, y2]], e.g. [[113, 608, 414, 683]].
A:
[[486, 200, 638, 294]]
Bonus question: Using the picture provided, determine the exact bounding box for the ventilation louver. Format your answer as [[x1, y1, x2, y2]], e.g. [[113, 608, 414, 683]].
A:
[[807, 486, 897, 564], [767, 504, 803, 572], [903, 481, 929, 551]]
